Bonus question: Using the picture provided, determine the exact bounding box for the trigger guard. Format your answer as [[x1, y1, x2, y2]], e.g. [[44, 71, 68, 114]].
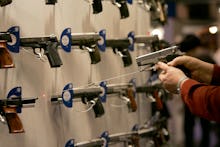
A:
[[81, 96, 88, 104], [33, 48, 43, 55]]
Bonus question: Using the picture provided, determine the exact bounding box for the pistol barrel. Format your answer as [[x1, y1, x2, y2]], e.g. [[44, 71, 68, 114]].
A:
[[134, 35, 159, 44], [70, 33, 100, 46], [105, 39, 130, 48]]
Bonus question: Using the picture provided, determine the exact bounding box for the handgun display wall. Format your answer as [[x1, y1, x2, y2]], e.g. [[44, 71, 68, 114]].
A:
[[0, 0, 170, 146]]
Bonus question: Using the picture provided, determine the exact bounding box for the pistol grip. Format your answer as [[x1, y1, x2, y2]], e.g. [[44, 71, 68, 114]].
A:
[[119, 2, 129, 19], [92, 98, 105, 118], [157, 2, 166, 24], [81, 96, 105, 118], [92, 0, 103, 14], [130, 135, 140, 147], [3, 107, 24, 133], [0, 43, 15, 68], [127, 88, 137, 112], [122, 49, 132, 67], [45, 42, 63, 68], [89, 47, 101, 64], [154, 91, 163, 111]]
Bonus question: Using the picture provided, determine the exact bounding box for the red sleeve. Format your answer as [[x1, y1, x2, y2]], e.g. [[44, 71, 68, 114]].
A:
[[181, 79, 220, 123], [211, 64, 220, 85]]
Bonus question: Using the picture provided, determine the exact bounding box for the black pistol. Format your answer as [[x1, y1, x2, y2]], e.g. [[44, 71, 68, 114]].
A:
[[147, 0, 167, 25], [0, 0, 12, 7], [112, 0, 130, 19], [45, 0, 57, 5], [20, 36, 63, 68], [81, 94, 105, 118], [60, 28, 106, 64], [106, 32, 134, 67], [51, 83, 106, 118], [92, 0, 103, 14]]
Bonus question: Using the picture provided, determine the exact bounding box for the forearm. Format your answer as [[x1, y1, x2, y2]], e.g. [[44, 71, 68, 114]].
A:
[[190, 60, 213, 84], [180, 79, 220, 122]]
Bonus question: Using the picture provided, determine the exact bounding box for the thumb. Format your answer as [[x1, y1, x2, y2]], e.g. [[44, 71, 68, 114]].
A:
[[156, 62, 169, 71]]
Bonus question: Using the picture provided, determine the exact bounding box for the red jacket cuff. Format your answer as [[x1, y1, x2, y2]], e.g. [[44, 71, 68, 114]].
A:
[[211, 65, 220, 85], [180, 79, 199, 99]]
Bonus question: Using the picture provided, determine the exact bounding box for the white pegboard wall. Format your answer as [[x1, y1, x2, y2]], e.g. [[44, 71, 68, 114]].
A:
[[0, 0, 154, 147]]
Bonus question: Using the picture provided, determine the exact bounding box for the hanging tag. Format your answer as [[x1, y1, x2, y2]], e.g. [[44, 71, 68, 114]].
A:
[[97, 29, 106, 52], [127, 31, 135, 51], [6, 26, 20, 53], [100, 131, 109, 147], [127, 0, 133, 4], [7, 87, 22, 113], [99, 81, 107, 103], [65, 139, 75, 147], [62, 83, 74, 108], [60, 28, 72, 52]]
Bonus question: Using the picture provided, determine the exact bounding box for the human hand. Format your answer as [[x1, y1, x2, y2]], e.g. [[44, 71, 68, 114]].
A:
[[157, 62, 187, 94], [168, 55, 214, 84]]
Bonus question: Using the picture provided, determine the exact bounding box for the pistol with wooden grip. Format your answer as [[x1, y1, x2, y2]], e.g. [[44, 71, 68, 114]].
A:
[[150, 0, 167, 25], [2, 106, 24, 133], [106, 83, 137, 112], [126, 86, 137, 112], [0, 87, 38, 133], [140, 0, 167, 25], [0, 97, 38, 133]]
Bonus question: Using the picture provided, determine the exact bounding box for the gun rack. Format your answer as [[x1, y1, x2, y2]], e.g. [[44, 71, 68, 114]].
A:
[[0, 97, 38, 108], [51, 86, 103, 103], [51, 83, 133, 103], [73, 127, 156, 147], [51, 82, 134, 103]]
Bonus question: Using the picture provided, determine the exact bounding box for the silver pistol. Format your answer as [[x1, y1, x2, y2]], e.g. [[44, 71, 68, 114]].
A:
[[136, 46, 180, 66]]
